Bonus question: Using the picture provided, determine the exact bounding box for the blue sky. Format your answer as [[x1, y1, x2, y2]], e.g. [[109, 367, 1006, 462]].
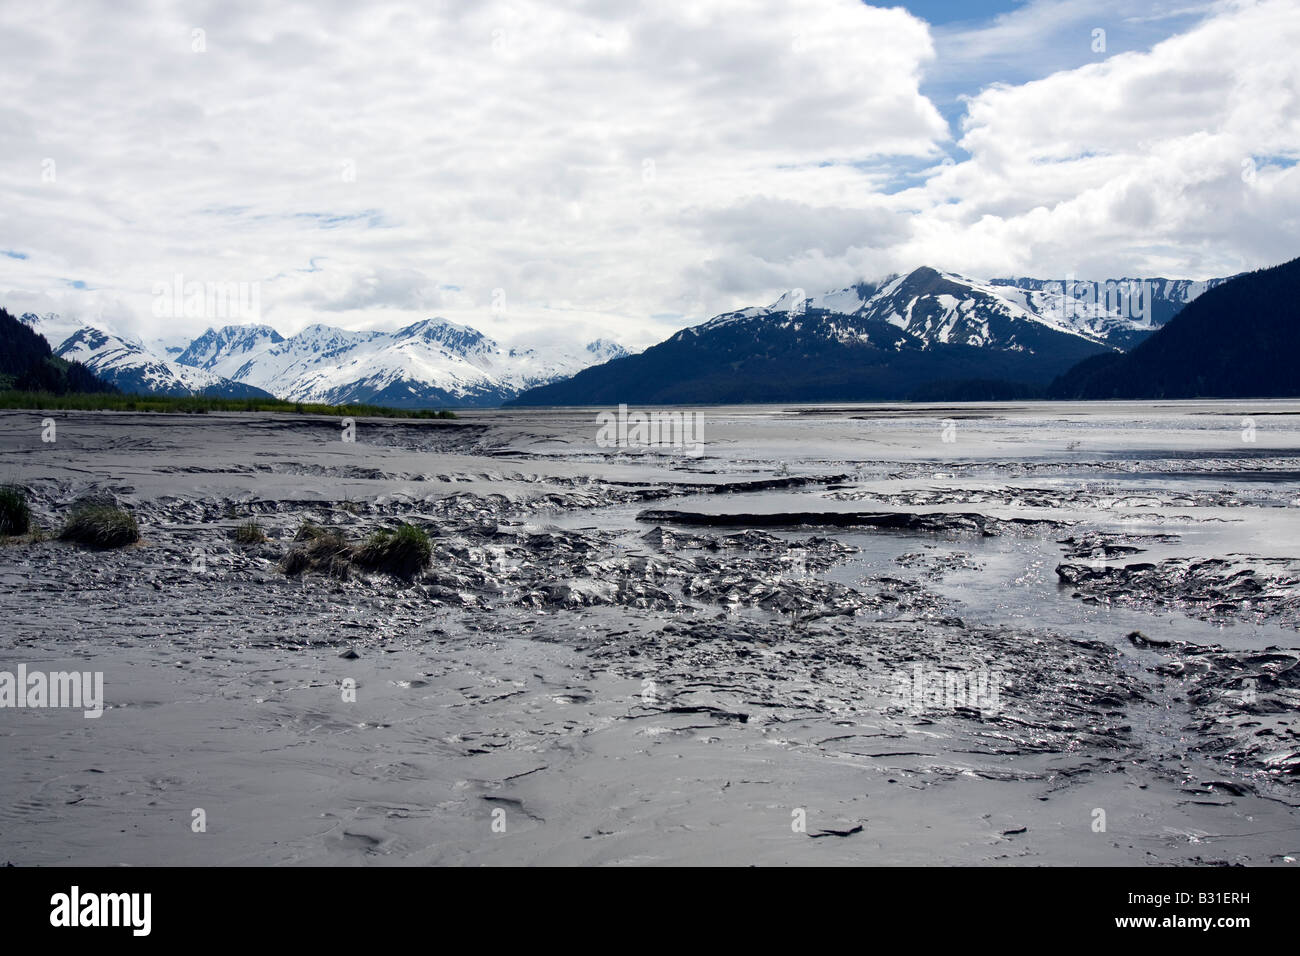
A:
[[897, 0, 1026, 25], [910, 1, 1215, 131]]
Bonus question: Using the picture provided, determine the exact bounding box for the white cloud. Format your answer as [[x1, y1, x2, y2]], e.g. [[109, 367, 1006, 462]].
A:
[[0, 0, 1296, 349], [901, 0, 1300, 279], [0, 0, 944, 346]]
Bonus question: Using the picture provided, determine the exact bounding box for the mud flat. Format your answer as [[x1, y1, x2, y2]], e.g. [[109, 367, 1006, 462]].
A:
[[1, 401, 1298, 865]]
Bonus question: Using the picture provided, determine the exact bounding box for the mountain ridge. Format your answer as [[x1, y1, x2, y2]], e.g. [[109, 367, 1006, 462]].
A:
[[1049, 256, 1300, 399], [16, 263, 1239, 408], [54, 327, 277, 399], [28, 315, 633, 409], [507, 264, 1235, 406], [1, 308, 117, 395]]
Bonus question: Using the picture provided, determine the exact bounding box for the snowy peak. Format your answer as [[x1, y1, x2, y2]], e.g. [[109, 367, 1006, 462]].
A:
[[715, 265, 1230, 354], [887, 265, 966, 299], [695, 266, 1106, 353], [585, 339, 630, 361], [19, 311, 85, 351], [176, 324, 285, 372], [54, 327, 273, 399], [391, 318, 495, 356], [988, 275, 1235, 345], [156, 317, 632, 408], [508, 267, 1125, 407], [57, 326, 114, 355], [284, 324, 383, 356], [860, 266, 1093, 350]]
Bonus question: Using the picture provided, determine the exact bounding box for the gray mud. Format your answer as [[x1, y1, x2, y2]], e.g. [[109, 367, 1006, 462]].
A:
[[1, 401, 1298, 865]]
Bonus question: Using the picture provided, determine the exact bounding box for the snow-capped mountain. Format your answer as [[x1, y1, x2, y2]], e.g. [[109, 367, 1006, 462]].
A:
[[988, 276, 1234, 348], [693, 266, 1115, 351], [692, 269, 1230, 354], [510, 265, 1215, 406], [23, 310, 631, 408], [711, 268, 1229, 351], [54, 327, 276, 399], [168, 318, 632, 408], [18, 312, 86, 350], [175, 324, 285, 372]]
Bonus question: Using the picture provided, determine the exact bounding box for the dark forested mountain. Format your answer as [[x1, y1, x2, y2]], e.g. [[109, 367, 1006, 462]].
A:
[[0, 307, 117, 394], [1050, 256, 1300, 399]]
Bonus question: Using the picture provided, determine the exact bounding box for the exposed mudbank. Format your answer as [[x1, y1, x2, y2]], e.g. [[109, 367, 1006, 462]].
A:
[[1125, 633, 1300, 776], [1057, 556, 1300, 628], [638, 508, 1067, 535], [1, 404, 1298, 866]]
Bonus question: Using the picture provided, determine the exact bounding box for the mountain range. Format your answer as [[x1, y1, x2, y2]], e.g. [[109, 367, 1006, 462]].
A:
[[508, 267, 1232, 405], [172, 320, 630, 408], [53, 326, 277, 399], [15, 262, 1266, 408], [18, 313, 631, 408], [987, 276, 1231, 349]]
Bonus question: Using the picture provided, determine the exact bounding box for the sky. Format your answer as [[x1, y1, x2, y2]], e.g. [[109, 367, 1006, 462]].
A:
[[0, 0, 1297, 350]]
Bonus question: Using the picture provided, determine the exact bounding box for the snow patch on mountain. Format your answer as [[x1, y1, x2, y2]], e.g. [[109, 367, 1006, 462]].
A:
[[53, 327, 275, 398], [702, 266, 1230, 354], [167, 318, 634, 407], [176, 324, 285, 373], [18, 312, 84, 350]]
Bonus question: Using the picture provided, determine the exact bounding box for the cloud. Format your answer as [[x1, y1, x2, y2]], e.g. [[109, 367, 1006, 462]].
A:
[[0, 0, 946, 346], [899, 0, 1300, 279], [0, 0, 1295, 348], [304, 266, 445, 312], [690, 197, 911, 263]]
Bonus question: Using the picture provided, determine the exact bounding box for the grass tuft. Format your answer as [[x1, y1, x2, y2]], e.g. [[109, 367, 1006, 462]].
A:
[[279, 527, 351, 577], [279, 521, 430, 579], [59, 503, 139, 548], [294, 520, 340, 542], [233, 519, 266, 544], [353, 523, 432, 578], [0, 484, 31, 536]]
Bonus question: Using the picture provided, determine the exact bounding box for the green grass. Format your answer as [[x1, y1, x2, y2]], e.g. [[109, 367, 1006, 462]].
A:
[[279, 526, 352, 578], [294, 520, 337, 542], [0, 484, 31, 536], [353, 523, 432, 578], [280, 521, 431, 579], [59, 503, 140, 548], [233, 519, 266, 544], [0, 390, 455, 419]]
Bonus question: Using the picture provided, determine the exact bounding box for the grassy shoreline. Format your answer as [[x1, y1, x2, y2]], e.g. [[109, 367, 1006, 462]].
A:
[[0, 390, 455, 418]]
